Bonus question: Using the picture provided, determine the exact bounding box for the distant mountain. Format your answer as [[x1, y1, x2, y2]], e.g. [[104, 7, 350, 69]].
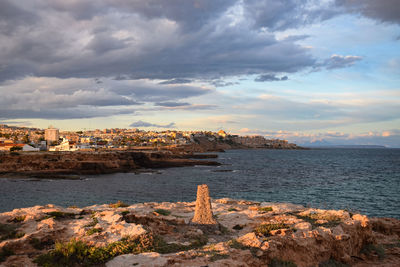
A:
[[303, 144, 387, 149]]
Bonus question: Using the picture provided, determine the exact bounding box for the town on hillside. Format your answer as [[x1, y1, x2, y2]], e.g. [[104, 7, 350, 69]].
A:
[[0, 124, 299, 152]]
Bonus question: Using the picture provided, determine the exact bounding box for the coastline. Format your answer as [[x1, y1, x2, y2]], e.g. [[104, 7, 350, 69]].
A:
[[1, 198, 399, 266], [0, 150, 221, 179]]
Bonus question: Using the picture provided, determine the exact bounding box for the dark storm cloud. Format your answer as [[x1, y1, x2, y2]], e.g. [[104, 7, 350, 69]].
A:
[[243, 0, 339, 31], [110, 83, 213, 102], [324, 55, 362, 69], [255, 74, 289, 82], [129, 120, 176, 128], [336, 0, 400, 24], [0, 107, 135, 120], [0, 0, 319, 83]]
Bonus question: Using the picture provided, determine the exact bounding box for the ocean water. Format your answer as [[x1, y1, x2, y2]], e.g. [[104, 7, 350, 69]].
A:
[[1, 149, 399, 218]]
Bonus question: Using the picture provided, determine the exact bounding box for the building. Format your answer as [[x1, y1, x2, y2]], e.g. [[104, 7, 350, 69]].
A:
[[45, 126, 59, 143]]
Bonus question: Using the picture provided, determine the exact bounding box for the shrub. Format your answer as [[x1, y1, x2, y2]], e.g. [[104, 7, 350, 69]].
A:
[[295, 213, 341, 229], [0, 247, 14, 263], [227, 239, 249, 250], [0, 223, 22, 240], [34, 233, 208, 266], [109, 201, 129, 208], [86, 228, 102, 236], [45, 211, 76, 220], [269, 258, 297, 267], [9, 215, 26, 223], [254, 223, 289, 237], [258, 207, 273, 213], [30, 237, 55, 250], [154, 209, 171, 216], [84, 217, 98, 228], [361, 243, 385, 260], [319, 258, 350, 267]]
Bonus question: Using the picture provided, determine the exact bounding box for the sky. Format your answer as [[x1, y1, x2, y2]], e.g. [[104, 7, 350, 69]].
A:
[[0, 0, 399, 147]]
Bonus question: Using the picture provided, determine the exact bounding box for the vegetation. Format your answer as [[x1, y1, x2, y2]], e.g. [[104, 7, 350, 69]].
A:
[[295, 212, 342, 229], [361, 243, 385, 260], [45, 211, 76, 220], [0, 247, 14, 263], [109, 201, 129, 208], [84, 217, 98, 228], [9, 215, 26, 223], [10, 146, 22, 152], [154, 209, 171, 216], [34, 233, 208, 266], [227, 239, 249, 250], [232, 224, 244, 230], [269, 258, 297, 267], [319, 258, 350, 267], [0, 223, 24, 240], [86, 228, 102, 236], [254, 223, 289, 237], [258, 206, 273, 213], [30, 237, 55, 250]]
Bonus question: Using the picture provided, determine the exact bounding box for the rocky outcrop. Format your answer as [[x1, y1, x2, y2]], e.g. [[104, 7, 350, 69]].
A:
[[0, 151, 220, 178], [1, 199, 399, 266]]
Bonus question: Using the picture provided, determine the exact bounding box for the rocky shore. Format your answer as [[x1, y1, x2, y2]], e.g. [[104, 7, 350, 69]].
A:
[[0, 151, 220, 178], [1, 198, 399, 266]]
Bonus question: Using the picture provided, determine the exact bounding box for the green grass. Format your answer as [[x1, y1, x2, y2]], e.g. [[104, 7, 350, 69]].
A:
[[0, 247, 14, 263], [86, 228, 102, 236], [254, 223, 289, 237], [154, 209, 171, 216], [109, 201, 129, 208], [34, 233, 208, 266], [258, 207, 273, 213], [269, 258, 297, 267]]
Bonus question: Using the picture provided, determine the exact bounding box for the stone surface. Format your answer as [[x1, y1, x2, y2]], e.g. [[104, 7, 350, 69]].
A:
[[0, 199, 399, 267], [191, 184, 217, 225], [106, 252, 168, 267]]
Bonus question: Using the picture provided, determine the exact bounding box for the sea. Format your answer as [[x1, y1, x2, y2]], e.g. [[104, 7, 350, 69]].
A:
[[1, 148, 399, 218]]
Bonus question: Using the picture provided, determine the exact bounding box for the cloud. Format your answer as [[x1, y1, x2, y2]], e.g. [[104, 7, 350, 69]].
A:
[[129, 120, 176, 128], [255, 74, 288, 82], [155, 102, 190, 107], [0, 76, 213, 119], [236, 129, 400, 147], [159, 79, 193, 85], [324, 55, 362, 69], [244, 0, 339, 31], [336, 0, 400, 24], [0, 0, 319, 83]]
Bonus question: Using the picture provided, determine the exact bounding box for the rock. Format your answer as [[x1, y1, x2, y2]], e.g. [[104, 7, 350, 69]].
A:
[[237, 232, 262, 248], [106, 252, 168, 267], [191, 184, 217, 225]]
